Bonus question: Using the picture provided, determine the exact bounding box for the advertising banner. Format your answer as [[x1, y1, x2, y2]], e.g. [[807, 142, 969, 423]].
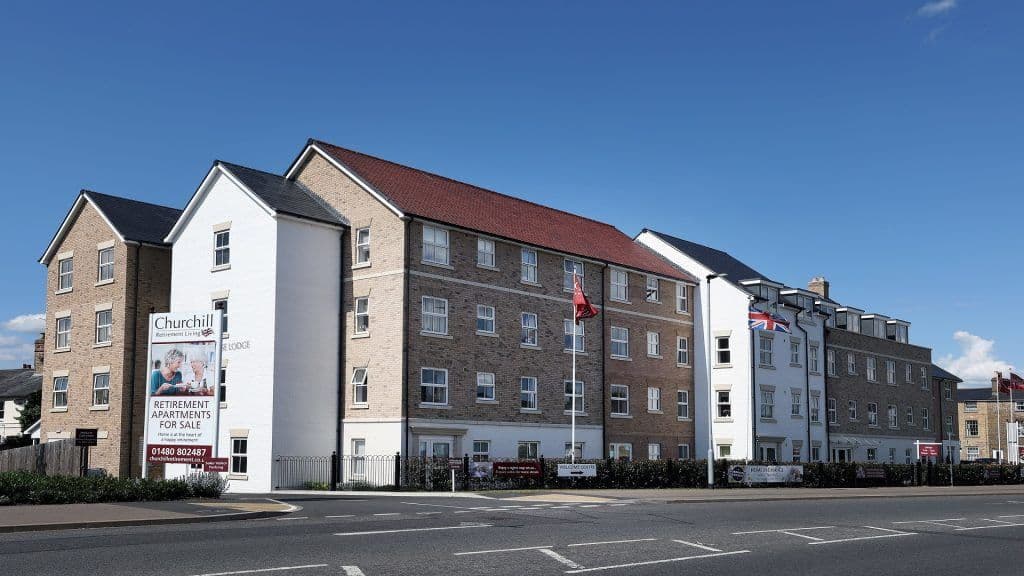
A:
[[918, 444, 940, 458], [557, 463, 597, 478], [144, 311, 222, 466], [728, 465, 804, 484], [493, 461, 543, 478]]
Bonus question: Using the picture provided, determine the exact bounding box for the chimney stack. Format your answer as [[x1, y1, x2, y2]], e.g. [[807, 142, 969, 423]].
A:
[[808, 276, 830, 300], [33, 333, 45, 372]]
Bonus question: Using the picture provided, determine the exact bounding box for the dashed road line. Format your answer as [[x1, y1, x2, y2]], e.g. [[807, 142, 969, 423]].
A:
[[567, 538, 658, 547], [455, 545, 553, 556], [189, 565, 329, 576], [955, 521, 1024, 531], [672, 540, 722, 552], [538, 548, 583, 569], [564, 550, 751, 574], [808, 527, 916, 545], [373, 513, 401, 517], [276, 517, 309, 521], [733, 526, 834, 535], [337, 523, 491, 536], [325, 515, 355, 519]]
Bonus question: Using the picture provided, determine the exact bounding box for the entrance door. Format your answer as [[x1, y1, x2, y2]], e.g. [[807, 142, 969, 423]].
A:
[[832, 448, 852, 462], [418, 438, 452, 459], [758, 443, 779, 463]]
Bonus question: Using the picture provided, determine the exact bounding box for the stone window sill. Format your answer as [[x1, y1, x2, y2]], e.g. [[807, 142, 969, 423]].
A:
[[89, 406, 109, 411], [93, 342, 112, 349], [421, 260, 454, 271], [648, 410, 664, 415], [419, 403, 450, 409], [475, 399, 498, 405], [95, 279, 115, 287], [519, 408, 541, 414], [420, 331, 453, 340], [648, 354, 663, 360], [211, 264, 231, 273], [53, 348, 70, 354], [476, 331, 498, 338], [759, 364, 776, 370], [714, 417, 733, 423], [714, 364, 733, 369], [677, 417, 692, 422], [50, 407, 68, 413], [219, 402, 228, 409], [55, 288, 73, 295], [352, 262, 372, 270], [790, 414, 804, 419], [476, 264, 499, 272], [610, 413, 632, 419], [790, 363, 802, 368], [351, 404, 369, 410], [520, 343, 541, 350], [352, 333, 370, 339], [563, 350, 588, 356], [677, 363, 691, 368], [611, 355, 632, 362], [519, 280, 542, 288], [563, 411, 588, 416], [226, 474, 248, 481]]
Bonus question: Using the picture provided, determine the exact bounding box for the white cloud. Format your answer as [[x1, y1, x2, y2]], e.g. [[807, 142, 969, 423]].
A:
[[918, 0, 957, 17], [936, 331, 1015, 386], [3, 313, 45, 333], [0, 339, 33, 366], [925, 25, 948, 44]]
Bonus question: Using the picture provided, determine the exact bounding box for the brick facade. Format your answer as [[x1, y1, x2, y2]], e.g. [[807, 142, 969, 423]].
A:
[[959, 382, 1021, 462]]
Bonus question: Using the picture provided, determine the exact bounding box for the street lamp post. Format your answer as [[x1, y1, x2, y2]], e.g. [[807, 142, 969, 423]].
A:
[[705, 273, 725, 488]]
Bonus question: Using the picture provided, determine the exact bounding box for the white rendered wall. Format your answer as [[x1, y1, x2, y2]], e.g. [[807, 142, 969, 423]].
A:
[[0, 400, 24, 439]]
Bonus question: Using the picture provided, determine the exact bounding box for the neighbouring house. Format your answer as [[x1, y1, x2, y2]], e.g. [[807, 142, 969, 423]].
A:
[[0, 366, 42, 444], [958, 376, 1020, 463]]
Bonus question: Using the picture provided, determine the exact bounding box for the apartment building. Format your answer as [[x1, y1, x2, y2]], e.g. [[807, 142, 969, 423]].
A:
[[636, 231, 828, 463], [958, 378, 1019, 463], [807, 278, 955, 463], [38, 191, 180, 476], [286, 140, 697, 465]]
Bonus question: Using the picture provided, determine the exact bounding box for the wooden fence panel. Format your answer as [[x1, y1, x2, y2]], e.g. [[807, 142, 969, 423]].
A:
[[0, 440, 81, 475]]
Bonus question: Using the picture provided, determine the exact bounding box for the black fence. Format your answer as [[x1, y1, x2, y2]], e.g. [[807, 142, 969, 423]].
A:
[[271, 453, 1024, 491]]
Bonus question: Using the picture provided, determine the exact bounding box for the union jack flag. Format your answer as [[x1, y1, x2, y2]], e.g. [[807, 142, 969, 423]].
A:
[[749, 307, 791, 333]]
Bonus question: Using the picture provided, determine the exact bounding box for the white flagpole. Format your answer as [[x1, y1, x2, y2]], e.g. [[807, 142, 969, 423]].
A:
[[571, 274, 578, 465], [997, 371, 1002, 462]]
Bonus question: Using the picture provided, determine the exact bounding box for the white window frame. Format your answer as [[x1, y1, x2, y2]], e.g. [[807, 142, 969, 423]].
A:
[[965, 419, 979, 437], [866, 357, 877, 382], [810, 394, 820, 423], [791, 390, 802, 416], [610, 326, 629, 358], [648, 443, 662, 460], [92, 373, 109, 407], [52, 376, 68, 408], [352, 367, 368, 405], [520, 377, 538, 410], [421, 225, 450, 266], [610, 384, 629, 416], [676, 337, 689, 365], [56, 316, 71, 350], [476, 372, 496, 402], [355, 227, 371, 265], [520, 248, 538, 283], [354, 297, 369, 335], [564, 380, 584, 414], [675, 283, 688, 313], [476, 237, 495, 268], [867, 402, 878, 426], [848, 400, 858, 420], [888, 404, 899, 429], [563, 319, 585, 352], [678, 444, 691, 459], [906, 364, 913, 384], [905, 406, 914, 426], [809, 345, 819, 373], [847, 353, 857, 375], [964, 401, 977, 413], [58, 257, 73, 291], [518, 441, 539, 460], [421, 296, 449, 335], [230, 437, 248, 474], [921, 367, 930, 389], [420, 367, 449, 406], [677, 390, 689, 419], [790, 340, 800, 365], [214, 230, 230, 267], [648, 387, 662, 412], [610, 268, 628, 302], [827, 349, 836, 376], [95, 309, 112, 345], [716, 336, 731, 365], [647, 331, 661, 357], [922, 408, 930, 430], [351, 439, 366, 477], [520, 312, 538, 346], [563, 259, 583, 292], [645, 275, 659, 302], [760, 387, 774, 419], [828, 397, 837, 424], [97, 247, 114, 282], [717, 390, 731, 418], [758, 334, 773, 366], [472, 440, 491, 462], [476, 305, 496, 334], [886, 360, 895, 384], [609, 443, 633, 461]]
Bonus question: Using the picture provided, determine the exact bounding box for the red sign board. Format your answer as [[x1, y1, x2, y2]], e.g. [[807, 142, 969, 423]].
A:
[[918, 444, 940, 458], [147, 444, 212, 464], [493, 461, 543, 478], [204, 458, 229, 473]]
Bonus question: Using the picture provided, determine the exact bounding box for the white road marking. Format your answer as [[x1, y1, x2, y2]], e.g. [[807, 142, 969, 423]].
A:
[[578, 505, 601, 508], [189, 565, 329, 576], [672, 540, 722, 552], [733, 526, 834, 535], [981, 518, 1017, 524], [341, 568, 365, 576], [276, 517, 309, 521], [892, 519, 966, 528], [401, 501, 469, 510], [538, 548, 583, 569], [454, 510, 474, 514], [608, 504, 629, 507], [781, 531, 824, 541], [564, 550, 751, 573], [264, 498, 303, 514], [808, 527, 916, 545], [551, 506, 572, 509], [567, 538, 658, 547], [325, 515, 355, 519], [336, 523, 491, 536], [455, 545, 553, 556], [864, 526, 915, 534], [373, 513, 401, 516], [416, 512, 442, 515], [998, 514, 1024, 518], [518, 507, 543, 511], [955, 521, 1024, 531]]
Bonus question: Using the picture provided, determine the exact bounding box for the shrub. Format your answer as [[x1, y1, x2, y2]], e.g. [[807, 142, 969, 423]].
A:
[[0, 471, 225, 505]]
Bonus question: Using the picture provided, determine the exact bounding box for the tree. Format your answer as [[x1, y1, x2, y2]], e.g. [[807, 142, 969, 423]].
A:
[[17, 390, 41, 433]]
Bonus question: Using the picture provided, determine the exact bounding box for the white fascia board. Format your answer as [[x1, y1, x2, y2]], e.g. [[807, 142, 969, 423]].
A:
[[284, 144, 405, 219], [276, 212, 346, 231], [164, 164, 276, 243], [40, 194, 126, 265]]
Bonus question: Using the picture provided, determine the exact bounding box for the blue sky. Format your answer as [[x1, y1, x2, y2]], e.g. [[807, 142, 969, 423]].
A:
[[0, 1, 1019, 384]]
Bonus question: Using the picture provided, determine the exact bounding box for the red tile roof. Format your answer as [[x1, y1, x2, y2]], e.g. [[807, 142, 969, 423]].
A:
[[311, 140, 694, 282]]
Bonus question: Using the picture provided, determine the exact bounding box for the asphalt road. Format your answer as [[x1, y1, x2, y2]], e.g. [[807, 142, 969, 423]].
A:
[[2, 493, 1024, 575]]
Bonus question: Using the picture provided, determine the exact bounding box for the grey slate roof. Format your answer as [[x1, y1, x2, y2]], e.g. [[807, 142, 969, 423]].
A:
[[0, 369, 42, 401], [642, 229, 773, 284], [218, 162, 345, 227], [957, 387, 998, 402], [86, 191, 182, 246], [932, 364, 963, 383]]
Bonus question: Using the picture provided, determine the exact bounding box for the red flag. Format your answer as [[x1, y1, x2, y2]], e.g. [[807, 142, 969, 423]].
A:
[[999, 372, 1024, 393], [573, 275, 599, 324]]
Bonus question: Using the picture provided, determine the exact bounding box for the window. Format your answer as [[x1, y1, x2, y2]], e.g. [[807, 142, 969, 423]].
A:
[[809, 345, 819, 372], [717, 391, 731, 418], [421, 297, 448, 335], [847, 353, 857, 375], [905, 448, 912, 464], [1016, 401, 1024, 413], [790, 341, 800, 365], [610, 269, 628, 301], [422, 225, 449, 265], [718, 445, 731, 458], [517, 441, 539, 460], [647, 331, 660, 357], [791, 391, 802, 416], [848, 400, 858, 420], [97, 248, 114, 282], [93, 309, 112, 344], [758, 334, 773, 365], [943, 382, 952, 400], [214, 230, 230, 267], [58, 257, 73, 290], [52, 377, 68, 408], [866, 357, 877, 382], [351, 439, 366, 476], [610, 326, 629, 358], [676, 283, 688, 313], [92, 373, 109, 407], [828, 397, 837, 423], [906, 364, 913, 384], [964, 401, 977, 412], [476, 372, 495, 401], [967, 446, 980, 460], [921, 367, 930, 389], [645, 275, 659, 302], [355, 227, 371, 264], [677, 390, 689, 419], [476, 238, 495, 268], [352, 368, 368, 405], [520, 377, 538, 410], [56, 316, 71, 349], [945, 415, 954, 435], [889, 448, 897, 463], [521, 313, 538, 346], [0, 402, 3, 420], [564, 442, 584, 460], [609, 443, 632, 461], [810, 395, 820, 423], [812, 445, 821, 461], [676, 337, 689, 365], [563, 320, 585, 352], [476, 305, 495, 334], [220, 368, 227, 403], [793, 443, 802, 462], [866, 448, 877, 462], [420, 368, 448, 405], [716, 337, 731, 364], [906, 406, 914, 426], [564, 380, 584, 413], [678, 444, 691, 459], [827, 349, 836, 376], [231, 438, 248, 474], [648, 387, 661, 412], [472, 441, 490, 462], [520, 248, 538, 283], [922, 408, 930, 430], [354, 297, 369, 334], [867, 403, 878, 426], [611, 385, 629, 415], [760, 388, 774, 419], [648, 443, 662, 460], [213, 299, 228, 333], [888, 404, 898, 428], [563, 259, 583, 291], [886, 360, 895, 384]]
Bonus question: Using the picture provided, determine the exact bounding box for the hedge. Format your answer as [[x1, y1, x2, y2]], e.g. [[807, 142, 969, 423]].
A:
[[0, 471, 226, 505]]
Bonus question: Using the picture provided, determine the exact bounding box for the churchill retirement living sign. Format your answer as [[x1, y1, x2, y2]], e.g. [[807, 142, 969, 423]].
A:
[[143, 311, 223, 473]]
